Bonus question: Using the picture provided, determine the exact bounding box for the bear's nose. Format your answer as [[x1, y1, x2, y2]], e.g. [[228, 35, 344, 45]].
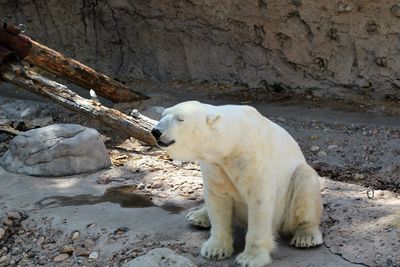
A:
[[151, 128, 162, 139]]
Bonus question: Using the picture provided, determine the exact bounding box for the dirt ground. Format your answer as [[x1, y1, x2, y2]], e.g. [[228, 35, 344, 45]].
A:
[[0, 85, 399, 267]]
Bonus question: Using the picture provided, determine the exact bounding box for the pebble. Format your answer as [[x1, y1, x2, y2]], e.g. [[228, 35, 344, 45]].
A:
[[310, 145, 320, 152], [36, 236, 45, 246], [71, 231, 80, 240], [276, 117, 286, 122], [7, 211, 21, 220], [393, 79, 400, 88], [38, 256, 47, 265], [310, 135, 320, 140], [391, 4, 400, 18], [89, 251, 98, 259], [317, 151, 327, 157], [354, 173, 364, 180], [328, 144, 339, 150], [0, 228, 5, 240], [0, 255, 6, 263], [3, 218, 13, 226], [84, 238, 96, 249], [61, 245, 74, 254], [53, 253, 69, 263]]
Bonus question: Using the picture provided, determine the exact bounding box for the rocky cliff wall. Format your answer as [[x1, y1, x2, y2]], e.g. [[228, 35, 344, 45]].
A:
[[2, 0, 400, 101]]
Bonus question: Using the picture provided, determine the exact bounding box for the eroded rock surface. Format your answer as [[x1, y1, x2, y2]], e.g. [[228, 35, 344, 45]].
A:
[[0, 124, 111, 176], [2, 0, 400, 100]]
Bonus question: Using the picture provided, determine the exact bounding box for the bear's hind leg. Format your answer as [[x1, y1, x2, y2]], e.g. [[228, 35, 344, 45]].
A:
[[285, 164, 323, 248]]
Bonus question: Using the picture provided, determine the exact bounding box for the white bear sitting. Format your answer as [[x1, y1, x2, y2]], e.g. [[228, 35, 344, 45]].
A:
[[152, 101, 323, 267]]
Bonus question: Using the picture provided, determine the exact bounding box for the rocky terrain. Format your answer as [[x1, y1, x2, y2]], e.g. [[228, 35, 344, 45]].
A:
[[0, 87, 399, 266]]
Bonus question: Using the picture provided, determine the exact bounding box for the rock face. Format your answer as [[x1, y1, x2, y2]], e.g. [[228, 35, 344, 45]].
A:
[[122, 248, 196, 267], [0, 124, 111, 176], [2, 0, 400, 101]]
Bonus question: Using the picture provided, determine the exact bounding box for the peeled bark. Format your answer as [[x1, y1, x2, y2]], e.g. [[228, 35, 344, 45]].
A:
[[0, 62, 156, 145]]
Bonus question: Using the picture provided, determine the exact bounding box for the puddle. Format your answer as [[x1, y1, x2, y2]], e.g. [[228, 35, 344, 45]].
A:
[[35, 185, 201, 214]]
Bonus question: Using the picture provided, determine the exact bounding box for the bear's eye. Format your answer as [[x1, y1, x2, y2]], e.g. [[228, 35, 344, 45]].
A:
[[177, 118, 184, 122]]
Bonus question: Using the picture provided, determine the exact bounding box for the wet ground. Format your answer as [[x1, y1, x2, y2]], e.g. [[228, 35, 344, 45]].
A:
[[0, 84, 399, 266]]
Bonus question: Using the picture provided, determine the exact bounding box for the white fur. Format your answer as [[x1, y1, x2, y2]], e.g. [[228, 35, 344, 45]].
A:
[[154, 101, 323, 267]]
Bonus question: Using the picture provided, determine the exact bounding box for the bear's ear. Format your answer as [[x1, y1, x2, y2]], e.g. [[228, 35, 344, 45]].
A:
[[206, 114, 221, 128]]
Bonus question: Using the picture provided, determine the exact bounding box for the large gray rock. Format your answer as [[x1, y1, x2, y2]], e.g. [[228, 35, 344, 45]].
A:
[[122, 248, 196, 267], [0, 124, 111, 176]]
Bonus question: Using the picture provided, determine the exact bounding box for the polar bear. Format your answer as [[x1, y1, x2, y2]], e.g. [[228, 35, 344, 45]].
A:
[[151, 101, 323, 267]]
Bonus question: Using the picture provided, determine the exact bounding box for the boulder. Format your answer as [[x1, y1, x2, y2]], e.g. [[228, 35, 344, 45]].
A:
[[0, 124, 111, 176], [122, 248, 196, 267]]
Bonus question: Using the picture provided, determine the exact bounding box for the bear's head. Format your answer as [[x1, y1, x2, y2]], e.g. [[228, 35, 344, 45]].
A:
[[151, 101, 222, 161]]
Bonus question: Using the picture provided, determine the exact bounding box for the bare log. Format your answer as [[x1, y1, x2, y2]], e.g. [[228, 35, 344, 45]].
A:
[[0, 62, 156, 145], [24, 40, 148, 102], [0, 25, 148, 102]]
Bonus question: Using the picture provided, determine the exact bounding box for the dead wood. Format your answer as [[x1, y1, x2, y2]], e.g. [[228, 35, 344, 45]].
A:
[[24, 40, 148, 102], [0, 126, 20, 135], [0, 62, 156, 145]]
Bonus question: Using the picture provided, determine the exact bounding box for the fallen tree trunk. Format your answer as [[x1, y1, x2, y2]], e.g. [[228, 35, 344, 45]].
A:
[[0, 62, 157, 145], [24, 40, 149, 102], [0, 24, 148, 103]]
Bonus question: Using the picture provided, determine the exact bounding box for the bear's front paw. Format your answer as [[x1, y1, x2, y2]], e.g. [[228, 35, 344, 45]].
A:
[[290, 227, 323, 248], [186, 208, 211, 228], [201, 237, 234, 260], [235, 249, 271, 267]]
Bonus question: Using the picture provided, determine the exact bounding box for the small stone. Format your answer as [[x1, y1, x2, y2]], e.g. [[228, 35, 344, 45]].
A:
[[53, 253, 69, 263], [7, 211, 21, 220], [38, 256, 47, 265], [0, 228, 5, 240], [310, 135, 320, 140], [310, 145, 320, 152], [366, 20, 378, 33], [71, 231, 80, 240], [317, 151, 327, 157], [328, 144, 339, 150], [61, 245, 74, 254], [89, 251, 98, 259], [0, 255, 7, 263], [337, 1, 351, 13], [114, 227, 129, 235], [391, 4, 400, 18], [75, 248, 91, 256], [276, 117, 286, 122], [3, 217, 13, 226], [354, 173, 364, 180], [393, 79, 400, 88], [356, 78, 371, 88], [375, 57, 387, 67], [131, 109, 141, 118], [83, 239, 95, 249], [36, 236, 45, 246]]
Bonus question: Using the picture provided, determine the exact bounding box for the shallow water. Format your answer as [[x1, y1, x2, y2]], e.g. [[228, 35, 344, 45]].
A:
[[35, 185, 199, 214]]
